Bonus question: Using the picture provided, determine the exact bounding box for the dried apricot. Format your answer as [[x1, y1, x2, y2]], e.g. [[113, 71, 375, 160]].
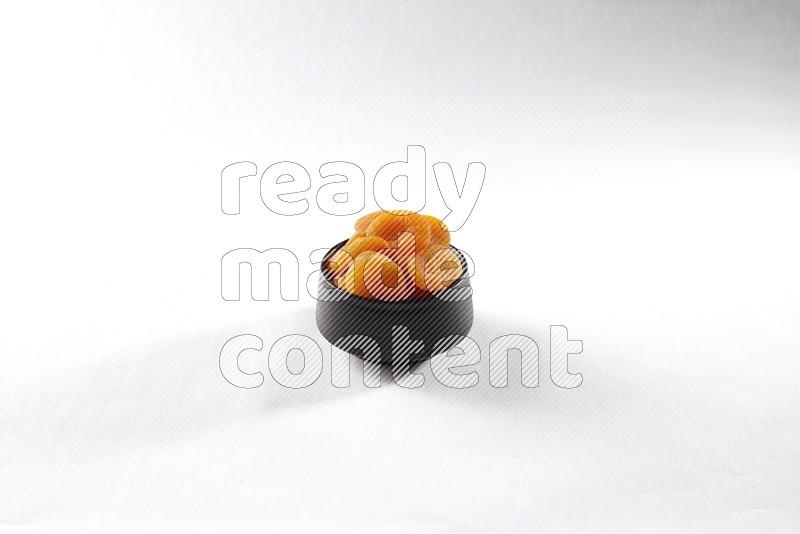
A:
[[422, 214, 450, 246], [329, 210, 462, 300], [327, 236, 388, 279], [365, 211, 431, 251], [382, 231, 416, 264], [339, 251, 414, 301], [421, 245, 463, 293], [354, 212, 381, 234]]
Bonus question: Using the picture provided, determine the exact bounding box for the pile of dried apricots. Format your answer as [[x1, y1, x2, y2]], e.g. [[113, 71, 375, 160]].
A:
[[326, 210, 464, 301]]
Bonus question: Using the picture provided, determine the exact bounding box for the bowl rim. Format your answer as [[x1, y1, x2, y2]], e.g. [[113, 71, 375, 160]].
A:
[[319, 239, 470, 309]]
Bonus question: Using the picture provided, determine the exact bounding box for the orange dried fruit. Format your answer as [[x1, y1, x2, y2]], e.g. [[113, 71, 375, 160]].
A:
[[405, 254, 425, 290], [354, 212, 381, 234], [348, 236, 389, 256], [382, 231, 416, 263], [421, 245, 463, 293], [328, 211, 461, 300], [339, 251, 413, 301], [404, 245, 463, 293], [422, 214, 450, 246], [365, 211, 431, 251], [327, 236, 388, 279]]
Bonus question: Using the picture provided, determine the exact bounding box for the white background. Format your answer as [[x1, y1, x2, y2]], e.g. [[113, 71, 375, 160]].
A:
[[1, 1, 799, 532]]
